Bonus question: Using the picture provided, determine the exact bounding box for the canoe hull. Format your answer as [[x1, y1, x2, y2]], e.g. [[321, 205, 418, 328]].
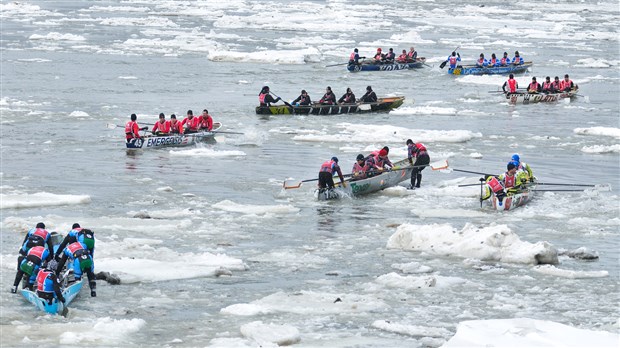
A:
[[126, 123, 222, 149], [491, 185, 536, 211], [347, 59, 425, 72], [256, 97, 404, 115], [20, 279, 83, 315], [316, 159, 413, 201], [449, 62, 532, 75], [506, 91, 578, 105]]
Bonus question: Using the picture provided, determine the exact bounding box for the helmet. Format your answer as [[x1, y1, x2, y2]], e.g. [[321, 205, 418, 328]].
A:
[[72, 223, 80, 229], [511, 154, 520, 162], [356, 154, 365, 161], [45, 260, 58, 272], [379, 149, 388, 157], [331, 156, 339, 163], [36, 222, 45, 229]]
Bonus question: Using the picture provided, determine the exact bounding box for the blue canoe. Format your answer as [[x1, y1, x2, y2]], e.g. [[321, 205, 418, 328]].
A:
[[347, 58, 426, 72], [448, 62, 532, 75], [21, 278, 83, 315]]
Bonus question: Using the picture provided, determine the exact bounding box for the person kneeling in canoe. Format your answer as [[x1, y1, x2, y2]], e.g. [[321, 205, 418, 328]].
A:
[[318, 157, 347, 190], [12, 245, 50, 293], [36, 262, 66, 305], [56, 242, 97, 297], [360, 86, 377, 103], [125, 113, 148, 143], [182, 110, 199, 134], [351, 154, 369, 180], [499, 162, 527, 195], [198, 109, 213, 132], [369, 147, 393, 173], [319, 86, 336, 105], [338, 88, 356, 105], [406, 139, 430, 189], [348, 48, 362, 65], [541, 76, 554, 94], [152, 113, 170, 136], [259, 86, 281, 106], [510, 154, 534, 183], [169, 114, 183, 134], [396, 49, 408, 63], [502, 74, 518, 95], [292, 90, 311, 106], [528, 77, 542, 94]]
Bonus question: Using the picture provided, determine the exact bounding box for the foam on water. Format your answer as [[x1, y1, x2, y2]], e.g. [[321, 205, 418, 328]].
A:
[[0, 192, 91, 209], [212, 200, 300, 215], [574, 126, 620, 138], [168, 148, 246, 157], [533, 265, 608, 279]]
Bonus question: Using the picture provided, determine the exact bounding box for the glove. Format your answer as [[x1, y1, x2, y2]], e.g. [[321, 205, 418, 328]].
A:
[[141, 126, 148, 131], [457, 53, 460, 57], [91, 290, 97, 297], [275, 97, 281, 102]]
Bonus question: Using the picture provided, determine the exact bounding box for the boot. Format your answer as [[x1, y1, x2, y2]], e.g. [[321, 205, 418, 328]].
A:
[[90, 281, 97, 297], [10, 285, 17, 294], [415, 174, 422, 188]]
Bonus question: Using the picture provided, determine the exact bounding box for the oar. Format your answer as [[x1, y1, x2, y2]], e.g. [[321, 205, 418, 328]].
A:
[[325, 62, 350, 67], [531, 182, 596, 187], [479, 178, 485, 208], [532, 189, 592, 192], [212, 130, 244, 135], [269, 92, 293, 107], [106, 123, 153, 129], [283, 174, 354, 190], [439, 45, 460, 69]]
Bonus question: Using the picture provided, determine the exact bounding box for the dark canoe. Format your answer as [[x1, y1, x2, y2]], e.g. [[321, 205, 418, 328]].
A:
[[448, 62, 532, 75], [255, 97, 405, 115], [491, 184, 536, 211], [347, 58, 426, 72], [505, 90, 578, 105], [316, 159, 413, 201], [126, 122, 222, 149]]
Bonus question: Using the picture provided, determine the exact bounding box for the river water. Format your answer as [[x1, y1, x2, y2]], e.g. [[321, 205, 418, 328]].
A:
[[1, 0, 618, 346]]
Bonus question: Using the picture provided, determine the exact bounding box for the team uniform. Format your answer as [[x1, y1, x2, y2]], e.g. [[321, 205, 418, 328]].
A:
[[56, 242, 97, 297], [318, 158, 345, 189], [407, 142, 430, 189]]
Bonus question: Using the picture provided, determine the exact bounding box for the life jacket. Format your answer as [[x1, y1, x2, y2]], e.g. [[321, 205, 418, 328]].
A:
[[259, 93, 267, 105], [153, 120, 170, 134], [170, 120, 182, 134], [477, 58, 485, 65], [407, 51, 415, 59], [349, 52, 355, 61], [561, 79, 573, 91], [36, 270, 55, 293], [374, 53, 382, 60], [320, 160, 336, 173], [352, 162, 366, 173], [487, 177, 504, 193], [28, 245, 46, 260], [415, 143, 427, 155], [198, 115, 213, 130], [500, 57, 509, 65], [489, 58, 497, 66], [78, 229, 95, 251], [542, 82, 552, 91], [25, 228, 49, 250], [343, 93, 354, 103], [182, 116, 198, 131], [125, 121, 137, 138], [449, 56, 457, 65], [513, 56, 522, 64], [398, 53, 407, 62], [508, 79, 517, 93], [551, 81, 561, 90], [503, 173, 516, 189], [66, 242, 87, 260], [528, 82, 540, 91]]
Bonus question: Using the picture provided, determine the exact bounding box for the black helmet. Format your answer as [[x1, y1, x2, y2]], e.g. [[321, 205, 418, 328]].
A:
[[36, 222, 45, 229], [72, 223, 80, 229], [331, 156, 339, 163], [356, 154, 364, 161], [366, 85, 372, 91]]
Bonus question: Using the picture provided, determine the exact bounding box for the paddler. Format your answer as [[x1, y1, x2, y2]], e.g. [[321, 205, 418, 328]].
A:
[[407, 139, 430, 189], [197, 109, 213, 131], [259, 86, 281, 106], [510, 154, 534, 182], [318, 157, 347, 190], [169, 114, 183, 134], [502, 74, 518, 94], [528, 77, 542, 94], [560, 74, 577, 92], [125, 113, 148, 143], [541, 76, 554, 94], [292, 90, 312, 106], [396, 49, 408, 63], [12, 245, 50, 293], [348, 48, 362, 65], [360, 85, 377, 103], [370, 147, 393, 172], [181, 109, 199, 134], [151, 113, 170, 136], [446, 51, 461, 69], [56, 241, 97, 297], [498, 162, 526, 194], [351, 154, 369, 180], [512, 50, 524, 65], [407, 46, 417, 61], [338, 87, 356, 105], [318, 86, 336, 105], [35, 263, 66, 305]]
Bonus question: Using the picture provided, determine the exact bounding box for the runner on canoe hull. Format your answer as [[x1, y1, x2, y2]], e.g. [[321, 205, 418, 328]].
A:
[[406, 139, 430, 189], [318, 157, 346, 190]]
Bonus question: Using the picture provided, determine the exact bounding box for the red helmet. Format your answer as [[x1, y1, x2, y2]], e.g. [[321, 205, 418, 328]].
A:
[[377, 48, 382, 52]]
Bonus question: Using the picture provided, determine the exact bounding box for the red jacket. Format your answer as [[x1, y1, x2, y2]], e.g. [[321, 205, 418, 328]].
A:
[[152, 120, 170, 134], [181, 116, 199, 132], [198, 115, 213, 131], [125, 121, 140, 140]]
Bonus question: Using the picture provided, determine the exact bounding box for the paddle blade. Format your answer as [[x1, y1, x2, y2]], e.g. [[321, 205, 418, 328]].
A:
[[106, 123, 118, 129], [439, 61, 447, 69], [430, 159, 449, 170], [283, 179, 302, 190]]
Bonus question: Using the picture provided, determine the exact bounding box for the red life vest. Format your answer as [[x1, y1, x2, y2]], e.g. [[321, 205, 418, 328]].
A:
[[489, 58, 497, 66], [500, 57, 509, 65], [487, 177, 504, 193], [28, 246, 46, 259], [552, 81, 561, 90], [349, 52, 355, 60], [528, 82, 540, 91], [170, 120, 182, 133], [415, 143, 427, 152], [182, 116, 198, 131], [320, 160, 336, 173], [542, 82, 552, 91], [398, 53, 407, 62], [259, 93, 267, 105], [153, 120, 170, 134], [477, 58, 484, 64], [352, 162, 366, 173], [67, 242, 86, 258], [198, 115, 213, 131], [561, 79, 573, 90], [125, 121, 138, 139], [407, 51, 415, 59], [508, 79, 517, 93], [449, 56, 457, 65], [374, 53, 382, 60], [32, 228, 49, 240], [503, 173, 516, 188], [36, 270, 53, 292]]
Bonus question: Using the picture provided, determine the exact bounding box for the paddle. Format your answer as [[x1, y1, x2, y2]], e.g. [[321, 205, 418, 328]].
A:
[[212, 130, 244, 135], [283, 174, 354, 190], [439, 46, 460, 69], [106, 123, 152, 129], [479, 178, 485, 208], [269, 92, 293, 107], [325, 62, 350, 67]]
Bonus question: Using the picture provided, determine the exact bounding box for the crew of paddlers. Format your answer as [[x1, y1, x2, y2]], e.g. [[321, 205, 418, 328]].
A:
[[125, 109, 216, 142], [502, 74, 578, 94], [11, 223, 97, 301], [348, 47, 419, 65], [259, 85, 379, 107], [483, 154, 535, 204]]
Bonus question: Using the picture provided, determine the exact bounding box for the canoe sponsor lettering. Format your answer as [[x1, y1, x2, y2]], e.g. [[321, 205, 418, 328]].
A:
[[379, 63, 409, 71], [351, 182, 370, 194], [147, 136, 186, 147]]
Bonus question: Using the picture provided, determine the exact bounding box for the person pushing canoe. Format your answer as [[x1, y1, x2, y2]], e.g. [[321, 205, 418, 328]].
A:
[[318, 157, 346, 190]]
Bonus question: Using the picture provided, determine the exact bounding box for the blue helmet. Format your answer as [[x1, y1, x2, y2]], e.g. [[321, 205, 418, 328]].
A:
[[331, 156, 339, 163], [511, 154, 520, 162]]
